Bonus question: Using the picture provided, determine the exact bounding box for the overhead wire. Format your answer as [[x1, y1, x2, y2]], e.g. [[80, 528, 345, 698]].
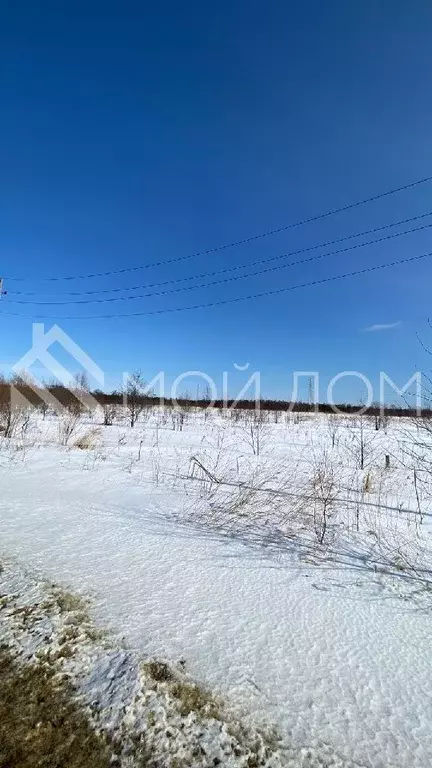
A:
[[5, 219, 432, 305], [8, 209, 432, 298], [1, 248, 431, 320], [4, 173, 432, 282]]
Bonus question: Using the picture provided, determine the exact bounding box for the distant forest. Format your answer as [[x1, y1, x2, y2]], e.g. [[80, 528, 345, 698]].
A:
[[0, 375, 426, 418]]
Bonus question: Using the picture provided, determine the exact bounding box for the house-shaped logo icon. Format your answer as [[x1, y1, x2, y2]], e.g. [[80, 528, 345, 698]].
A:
[[12, 323, 104, 412]]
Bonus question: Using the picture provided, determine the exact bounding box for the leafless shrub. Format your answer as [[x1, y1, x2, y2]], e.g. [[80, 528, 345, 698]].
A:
[[362, 498, 432, 585], [151, 448, 162, 485], [371, 409, 389, 432], [171, 411, 185, 431], [123, 436, 145, 474], [58, 410, 82, 446], [307, 449, 339, 544], [0, 401, 32, 440], [240, 412, 270, 456], [413, 468, 424, 525], [182, 443, 301, 539], [327, 414, 340, 448], [401, 415, 432, 474], [102, 403, 117, 426], [156, 408, 169, 427], [343, 414, 377, 470], [396, 416, 432, 513], [123, 370, 152, 428], [38, 401, 49, 419]]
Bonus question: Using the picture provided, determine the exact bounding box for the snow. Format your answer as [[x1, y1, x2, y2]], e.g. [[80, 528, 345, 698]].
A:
[[0, 558, 284, 767], [1, 408, 432, 767]]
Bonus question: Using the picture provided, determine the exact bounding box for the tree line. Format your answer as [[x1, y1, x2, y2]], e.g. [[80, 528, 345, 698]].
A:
[[0, 373, 427, 419]]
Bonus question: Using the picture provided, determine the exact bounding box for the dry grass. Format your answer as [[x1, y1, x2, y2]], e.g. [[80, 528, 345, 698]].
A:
[[73, 428, 101, 450], [170, 680, 221, 719], [0, 646, 113, 768], [49, 587, 90, 617], [43, 588, 108, 646], [143, 659, 221, 720], [143, 659, 175, 683]]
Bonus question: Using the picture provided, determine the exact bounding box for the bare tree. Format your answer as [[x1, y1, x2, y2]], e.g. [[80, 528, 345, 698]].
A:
[[343, 414, 377, 470], [327, 414, 340, 448], [302, 448, 339, 545], [103, 403, 117, 426], [201, 384, 212, 403], [171, 411, 185, 431], [240, 412, 269, 456], [38, 401, 49, 419], [398, 328, 432, 494], [73, 371, 90, 393], [58, 410, 81, 446], [124, 371, 150, 428], [0, 375, 32, 439], [400, 414, 432, 500]]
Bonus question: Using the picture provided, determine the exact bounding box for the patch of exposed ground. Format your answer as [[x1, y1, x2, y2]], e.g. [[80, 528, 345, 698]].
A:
[[0, 557, 285, 768]]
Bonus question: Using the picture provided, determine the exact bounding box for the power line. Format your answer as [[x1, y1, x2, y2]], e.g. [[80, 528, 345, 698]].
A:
[[8, 209, 432, 298], [6, 219, 432, 306], [4, 173, 432, 282], [2, 248, 431, 320]]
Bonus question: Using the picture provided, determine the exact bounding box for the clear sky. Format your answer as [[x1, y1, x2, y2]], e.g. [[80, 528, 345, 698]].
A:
[[1, 0, 432, 402]]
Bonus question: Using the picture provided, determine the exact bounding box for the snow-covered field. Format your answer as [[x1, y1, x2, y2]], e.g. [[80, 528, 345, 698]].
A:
[[1, 406, 432, 767]]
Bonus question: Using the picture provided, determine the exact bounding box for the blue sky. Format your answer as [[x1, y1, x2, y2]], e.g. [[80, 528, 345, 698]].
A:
[[1, 0, 432, 402]]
